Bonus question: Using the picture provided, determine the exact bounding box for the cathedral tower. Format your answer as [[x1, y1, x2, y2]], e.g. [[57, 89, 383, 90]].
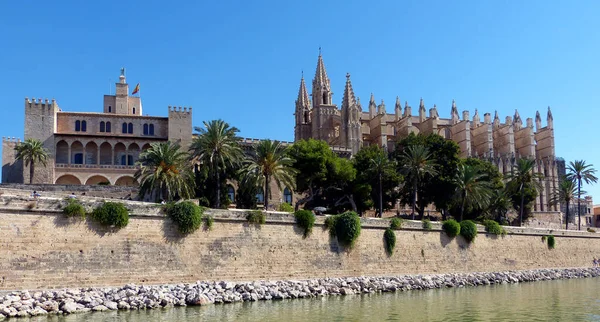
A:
[[341, 73, 362, 154], [294, 73, 312, 142], [310, 51, 337, 143]]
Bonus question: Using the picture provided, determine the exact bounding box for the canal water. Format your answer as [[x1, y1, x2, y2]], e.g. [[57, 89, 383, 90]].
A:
[[19, 277, 600, 321]]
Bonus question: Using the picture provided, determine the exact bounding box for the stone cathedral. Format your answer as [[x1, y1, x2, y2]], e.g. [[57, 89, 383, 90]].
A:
[[294, 53, 559, 213]]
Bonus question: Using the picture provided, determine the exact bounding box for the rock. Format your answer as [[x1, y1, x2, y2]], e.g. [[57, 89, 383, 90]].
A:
[[92, 305, 108, 311], [105, 301, 118, 310], [61, 301, 79, 314]]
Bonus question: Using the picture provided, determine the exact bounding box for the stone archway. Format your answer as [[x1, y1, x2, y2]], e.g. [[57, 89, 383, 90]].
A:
[[56, 140, 69, 164], [85, 175, 110, 185], [55, 174, 82, 185], [115, 176, 137, 186]]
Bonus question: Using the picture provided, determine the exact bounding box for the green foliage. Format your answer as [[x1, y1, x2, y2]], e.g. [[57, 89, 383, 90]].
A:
[[547, 235, 556, 249], [334, 211, 362, 248], [98, 181, 110, 185], [588, 228, 596, 233], [541, 235, 547, 242], [135, 142, 195, 202], [14, 138, 49, 184], [235, 174, 259, 210], [390, 217, 403, 230], [483, 219, 506, 235], [279, 202, 294, 213], [91, 202, 129, 228], [198, 196, 210, 207], [194, 165, 232, 209], [165, 201, 203, 234], [294, 210, 315, 238], [459, 220, 478, 243], [246, 210, 266, 225], [452, 163, 494, 221], [63, 199, 86, 219], [384, 228, 396, 255], [442, 219, 461, 238], [422, 219, 432, 230], [324, 215, 338, 237], [505, 158, 544, 225], [549, 178, 580, 230], [205, 215, 214, 231]]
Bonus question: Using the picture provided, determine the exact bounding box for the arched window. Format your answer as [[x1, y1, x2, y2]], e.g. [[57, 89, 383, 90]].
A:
[[149, 124, 155, 135], [81, 121, 87, 132], [128, 155, 134, 166], [128, 123, 133, 134], [121, 155, 126, 165], [100, 121, 105, 132], [256, 191, 264, 203], [283, 188, 292, 204], [122, 123, 127, 134], [227, 186, 235, 203], [106, 121, 111, 133], [323, 92, 328, 104], [75, 120, 81, 132], [108, 106, 112, 113], [143, 124, 149, 135], [133, 107, 136, 114]]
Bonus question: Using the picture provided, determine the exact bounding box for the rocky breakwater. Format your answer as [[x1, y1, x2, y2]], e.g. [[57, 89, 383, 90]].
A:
[[1, 267, 599, 319]]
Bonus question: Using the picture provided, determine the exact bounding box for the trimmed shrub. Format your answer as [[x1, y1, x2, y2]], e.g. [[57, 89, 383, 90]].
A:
[[279, 203, 294, 213], [165, 201, 203, 235], [483, 219, 506, 235], [390, 217, 403, 230], [541, 235, 547, 242], [460, 220, 478, 243], [334, 211, 362, 248], [63, 199, 86, 219], [91, 202, 129, 228], [442, 219, 461, 238], [547, 235, 556, 249], [205, 215, 214, 231], [422, 219, 432, 230], [246, 210, 266, 225], [324, 215, 338, 237], [294, 210, 315, 238], [588, 228, 596, 233], [198, 197, 210, 208], [384, 228, 396, 255]]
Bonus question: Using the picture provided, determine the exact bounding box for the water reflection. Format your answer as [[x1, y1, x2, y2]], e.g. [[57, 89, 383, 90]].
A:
[[19, 277, 600, 321]]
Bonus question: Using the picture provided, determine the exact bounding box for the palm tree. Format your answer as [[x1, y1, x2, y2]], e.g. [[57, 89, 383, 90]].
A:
[[505, 158, 543, 226], [240, 140, 296, 211], [368, 151, 395, 218], [567, 160, 598, 230], [14, 138, 49, 184], [135, 142, 195, 202], [548, 178, 583, 230], [399, 145, 437, 220], [189, 120, 244, 208], [453, 164, 493, 221]]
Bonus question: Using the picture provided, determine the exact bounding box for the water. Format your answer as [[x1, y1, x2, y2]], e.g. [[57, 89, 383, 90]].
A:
[[19, 277, 600, 321]]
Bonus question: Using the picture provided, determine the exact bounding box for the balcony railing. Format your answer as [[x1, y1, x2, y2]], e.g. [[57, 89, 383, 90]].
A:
[[55, 163, 138, 170]]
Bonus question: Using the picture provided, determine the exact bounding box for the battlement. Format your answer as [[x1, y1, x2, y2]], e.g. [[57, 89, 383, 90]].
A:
[[2, 137, 21, 144], [25, 97, 59, 111], [168, 106, 192, 114]]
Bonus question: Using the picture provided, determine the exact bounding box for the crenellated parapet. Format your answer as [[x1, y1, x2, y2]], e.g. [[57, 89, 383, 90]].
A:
[[167, 106, 193, 149]]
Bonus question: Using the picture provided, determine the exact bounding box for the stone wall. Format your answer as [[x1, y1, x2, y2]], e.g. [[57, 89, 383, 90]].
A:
[[0, 184, 138, 200], [0, 195, 599, 291]]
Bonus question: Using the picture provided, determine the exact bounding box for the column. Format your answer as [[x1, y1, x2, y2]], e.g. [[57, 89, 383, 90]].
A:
[[97, 145, 100, 165], [67, 144, 71, 166], [111, 148, 115, 166]]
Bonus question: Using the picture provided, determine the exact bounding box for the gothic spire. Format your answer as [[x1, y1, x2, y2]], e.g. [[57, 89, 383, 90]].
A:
[[341, 73, 357, 110], [514, 109, 521, 123], [378, 99, 386, 115], [369, 93, 376, 118], [451, 99, 459, 115], [395, 96, 401, 117], [547, 106, 553, 129], [296, 74, 310, 109], [313, 50, 330, 91], [547, 106, 553, 120]]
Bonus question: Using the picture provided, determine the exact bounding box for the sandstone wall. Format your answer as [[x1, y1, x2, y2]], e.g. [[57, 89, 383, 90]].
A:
[[0, 197, 599, 291]]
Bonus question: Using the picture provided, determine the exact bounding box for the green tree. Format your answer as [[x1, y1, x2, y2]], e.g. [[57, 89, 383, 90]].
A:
[[453, 164, 493, 221], [455, 158, 504, 220], [548, 177, 583, 230], [567, 160, 598, 230], [398, 145, 438, 220], [240, 140, 296, 210], [353, 145, 401, 217], [189, 120, 244, 208], [486, 188, 513, 223], [14, 138, 49, 184], [505, 158, 543, 226], [135, 142, 195, 201]]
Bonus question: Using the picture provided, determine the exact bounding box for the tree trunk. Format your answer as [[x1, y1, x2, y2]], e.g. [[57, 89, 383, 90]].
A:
[[378, 172, 383, 218], [520, 189, 525, 227], [578, 179, 581, 231], [566, 200, 570, 230], [264, 174, 270, 211], [29, 162, 35, 184], [215, 170, 221, 209], [411, 181, 417, 220], [460, 193, 466, 222]]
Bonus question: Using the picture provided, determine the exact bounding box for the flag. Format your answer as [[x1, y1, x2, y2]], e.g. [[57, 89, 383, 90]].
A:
[[132, 83, 140, 95]]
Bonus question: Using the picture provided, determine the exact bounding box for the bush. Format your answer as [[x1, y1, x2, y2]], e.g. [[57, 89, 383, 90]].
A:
[[198, 197, 210, 208], [384, 228, 396, 255], [165, 201, 203, 234], [460, 220, 478, 243], [547, 235, 555, 249], [588, 228, 596, 233], [246, 210, 266, 225], [422, 219, 432, 230], [334, 211, 362, 248], [442, 219, 461, 238], [483, 219, 506, 235], [294, 210, 315, 238], [205, 215, 214, 230], [324, 215, 338, 237], [63, 199, 86, 219], [390, 217, 403, 230], [91, 202, 129, 228], [541, 235, 547, 242], [279, 203, 294, 213]]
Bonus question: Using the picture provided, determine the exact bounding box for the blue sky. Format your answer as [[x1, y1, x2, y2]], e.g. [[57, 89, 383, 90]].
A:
[[1, 1, 599, 199]]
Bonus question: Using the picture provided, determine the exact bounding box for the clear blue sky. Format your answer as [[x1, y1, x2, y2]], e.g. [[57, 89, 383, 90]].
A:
[[1, 1, 599, 199]]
